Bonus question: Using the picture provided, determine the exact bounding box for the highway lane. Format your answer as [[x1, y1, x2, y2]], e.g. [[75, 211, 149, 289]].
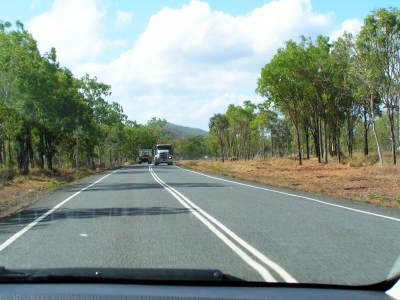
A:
[[153, 165, 400, 284], [0, 165, 262, 281], [1, 164, 400, 285]]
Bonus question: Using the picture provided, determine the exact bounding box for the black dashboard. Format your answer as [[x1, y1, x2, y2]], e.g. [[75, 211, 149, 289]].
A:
[[0, 283, 396, 300]]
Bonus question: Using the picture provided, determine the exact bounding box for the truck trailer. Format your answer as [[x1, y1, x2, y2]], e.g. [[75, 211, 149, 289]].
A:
[[138, 149, 152, 164]]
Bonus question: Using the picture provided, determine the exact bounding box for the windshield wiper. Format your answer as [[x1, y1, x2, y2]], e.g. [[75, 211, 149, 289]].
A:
[[0, 267, 245, 283]]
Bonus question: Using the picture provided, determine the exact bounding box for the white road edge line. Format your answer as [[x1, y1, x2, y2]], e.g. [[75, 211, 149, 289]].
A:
[[0, 169, 121, 252], [175, 166, 400, 223], [150, 166, 297, 283]]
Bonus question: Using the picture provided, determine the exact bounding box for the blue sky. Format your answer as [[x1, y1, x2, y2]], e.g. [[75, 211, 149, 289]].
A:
[[0, 0, 398, 129]]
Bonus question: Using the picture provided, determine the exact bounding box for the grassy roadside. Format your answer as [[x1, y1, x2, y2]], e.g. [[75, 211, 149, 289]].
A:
[[0, 163, 131, 219], [178, 156, 400, 209]]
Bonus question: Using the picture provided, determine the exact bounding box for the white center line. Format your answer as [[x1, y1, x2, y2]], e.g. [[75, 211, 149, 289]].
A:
[[149, 166, 297, 283]]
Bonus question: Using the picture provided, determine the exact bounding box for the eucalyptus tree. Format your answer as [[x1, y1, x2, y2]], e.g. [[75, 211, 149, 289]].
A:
[[209, 113, 229, 162], [251, 104, 278, 159], [333, 31, 384, 164], [147, 117, 169, 141], [271, 117, 293, 158], [333, 34, 366, 157], [179, 135, 208, 160], [303, 36, 336, 164], [225, 101, 256, 160], [327, 37, 357, 163], [45, 69, 80, 169], [256, 40, 309, 165], [357, 8, 400, 165], [78, 74, 112, 166], [0, 21, 42, 173], [204, 132, 220, 161], [241, 101, 257, 160], [119, 120, 137, 161], [104, 102, 127, 163]]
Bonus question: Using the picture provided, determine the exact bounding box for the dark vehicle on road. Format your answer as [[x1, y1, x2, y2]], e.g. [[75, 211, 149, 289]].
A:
[[138, 149, 152, 164]]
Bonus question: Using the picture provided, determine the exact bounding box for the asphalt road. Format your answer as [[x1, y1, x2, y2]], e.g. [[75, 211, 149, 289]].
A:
[[1, 164, 400, 285]]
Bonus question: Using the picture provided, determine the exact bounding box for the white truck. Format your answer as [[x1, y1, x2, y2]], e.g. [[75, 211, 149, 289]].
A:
[[138, 149, 152, 164], [153, 142, 174, 165]]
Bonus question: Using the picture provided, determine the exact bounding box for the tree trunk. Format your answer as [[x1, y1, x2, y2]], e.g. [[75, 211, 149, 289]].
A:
[[38, 129, 45, 169], [27, 129, 34, 169], [305, 124, 310, 160], [331, 133, 335, 157], [76, 134, 79, 170], [17, 134, 29, 175], [363, 109, 369, 156], [0, 127, 2, 166], [364, 130, 368, 156], [313, 132, 320, 161], [8, 135, 11, 167], [388, 108, 397, 165], [370, 94, 383, 165], [347, 126, 352, 157], [2, 139, 6, 167], [318, 117, 323, 163], [295, 125, 302, 165], [44, 130, 54, 170], [98, 144, 102, 168], [337, 128, 341, 164], [323, 115, 328, 164], [17, 136, 24, 171], [47, 151, 53, 170]]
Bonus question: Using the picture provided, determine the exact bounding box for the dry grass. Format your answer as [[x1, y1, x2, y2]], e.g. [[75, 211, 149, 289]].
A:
[[179, 155, 400, 209], [0, 163, 129, 219]]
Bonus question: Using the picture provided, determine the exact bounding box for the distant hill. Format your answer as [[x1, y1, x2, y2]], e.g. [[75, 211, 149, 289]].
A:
[[164, 122, 208, 139]]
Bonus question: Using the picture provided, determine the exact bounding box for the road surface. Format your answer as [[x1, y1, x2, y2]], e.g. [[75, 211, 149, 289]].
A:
[[1, 164, 400, 285]]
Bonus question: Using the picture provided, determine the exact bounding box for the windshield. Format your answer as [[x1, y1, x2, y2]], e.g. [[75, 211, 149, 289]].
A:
[[1, 0, 400, 288], [157, 146, 171, 150]]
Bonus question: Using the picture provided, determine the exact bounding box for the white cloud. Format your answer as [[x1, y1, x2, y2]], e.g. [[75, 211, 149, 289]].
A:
[[75, 0, 337, 129], [330, 18, 363, 41], [115, 10, 132, 28], [27, 0, 107, 67], [29, 0, 355, 130]]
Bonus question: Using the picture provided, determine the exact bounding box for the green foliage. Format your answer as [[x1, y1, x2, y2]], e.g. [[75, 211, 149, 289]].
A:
[[209, 113, 230, 162], [379, 195, 391, 202], [38, 179, 68, 190], [356, 8, 400, 164], [0, 21, 175, 173], [173, 135, 210, 160], [2, 7, 399, 172], [207, 7, 399, 165]]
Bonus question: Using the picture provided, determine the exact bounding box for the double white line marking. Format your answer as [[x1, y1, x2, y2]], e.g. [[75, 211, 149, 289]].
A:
[[149, 166, 297, 283]]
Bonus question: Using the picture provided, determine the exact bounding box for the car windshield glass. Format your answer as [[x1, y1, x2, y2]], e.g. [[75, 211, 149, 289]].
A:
[[0, 0, 400, 288]]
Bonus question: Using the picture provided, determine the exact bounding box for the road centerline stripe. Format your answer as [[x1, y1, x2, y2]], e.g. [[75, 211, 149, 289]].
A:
[[0, 169, 121, 253], [149, 166, 297, 283], [175, 166, 400, 222]]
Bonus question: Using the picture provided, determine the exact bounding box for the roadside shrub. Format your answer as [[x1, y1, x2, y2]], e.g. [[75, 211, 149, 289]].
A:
[[347, 153, 380, 167], [0, 168, 17, 181], [380, 195, 391, 203]]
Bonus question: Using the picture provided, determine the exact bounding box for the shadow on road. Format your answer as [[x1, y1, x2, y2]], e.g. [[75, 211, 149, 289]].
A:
[[0, 206, 193, 232], [69, 182, 225, 192]]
